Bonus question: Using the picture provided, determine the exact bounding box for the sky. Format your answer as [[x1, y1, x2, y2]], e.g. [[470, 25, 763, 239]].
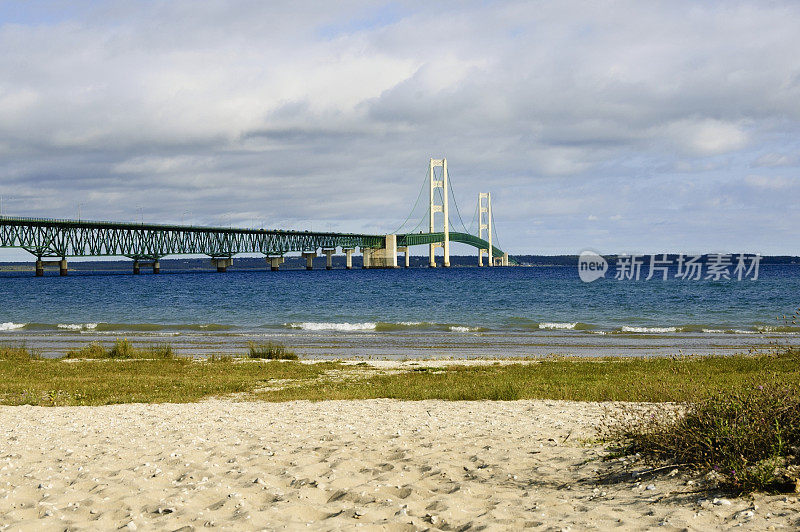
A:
[[0, 0, 799, 257]]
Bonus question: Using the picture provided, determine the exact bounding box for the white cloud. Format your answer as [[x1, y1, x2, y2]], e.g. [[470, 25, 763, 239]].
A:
[[0, 1, 800, 254], [662, 119, 749, 156], [744, 175, 796, 190]]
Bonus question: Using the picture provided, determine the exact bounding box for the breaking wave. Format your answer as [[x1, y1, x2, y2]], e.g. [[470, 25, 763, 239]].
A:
[[287, 322, 377, 332]]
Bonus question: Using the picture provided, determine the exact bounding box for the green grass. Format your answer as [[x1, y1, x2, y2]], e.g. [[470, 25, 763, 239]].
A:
[[0, 343, 41, 361], [64, 339, 174, 359], [253, 351, 800, 402], [0, 351, 337, 406], [247, 341, 298, 360], [1, 343, 799, 409]]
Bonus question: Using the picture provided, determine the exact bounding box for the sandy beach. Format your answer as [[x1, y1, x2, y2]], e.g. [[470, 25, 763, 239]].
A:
[[0, 399, 797, 531]]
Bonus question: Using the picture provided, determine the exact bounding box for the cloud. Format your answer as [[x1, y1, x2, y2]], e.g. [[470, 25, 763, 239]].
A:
[[0, 1, 799, 254], [662, 119, 749, 156]]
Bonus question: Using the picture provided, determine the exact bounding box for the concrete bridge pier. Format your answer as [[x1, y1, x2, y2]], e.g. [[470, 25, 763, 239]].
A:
[[342, 248, 354, 269], [267, 256, 284, 271], [34, 259, 68, 276], [302, 252, 317, 270], [132, 259, 160, 274], [211, 257, 233, 272], [492, 254, 509, 266], [363, 235, 398, 269], [398, 246, 410, 268], [322, 249, 335, 270]]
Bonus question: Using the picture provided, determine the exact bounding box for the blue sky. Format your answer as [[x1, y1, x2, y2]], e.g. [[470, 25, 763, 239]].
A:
[[0, 0, 799, 257]]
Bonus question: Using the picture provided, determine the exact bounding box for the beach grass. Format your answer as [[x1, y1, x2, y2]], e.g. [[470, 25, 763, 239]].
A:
[[0, 345, 338, 406], [602, 368, 800, 493], [0, 342, 798, 406], [64, 339, 175, 360], [247, 341, 298, 360]]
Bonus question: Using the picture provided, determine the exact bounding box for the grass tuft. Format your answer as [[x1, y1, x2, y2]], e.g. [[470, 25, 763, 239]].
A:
[[65, 339, 175, 359], [247, 342, 298, 360], [0, 344, 41, 361]]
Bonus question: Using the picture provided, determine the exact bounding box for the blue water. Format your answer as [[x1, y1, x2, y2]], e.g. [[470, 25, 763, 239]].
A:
[[1, 265, 799, 358]]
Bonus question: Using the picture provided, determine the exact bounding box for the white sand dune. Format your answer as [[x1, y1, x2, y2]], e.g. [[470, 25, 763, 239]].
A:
[[0, 399, 797, 530]]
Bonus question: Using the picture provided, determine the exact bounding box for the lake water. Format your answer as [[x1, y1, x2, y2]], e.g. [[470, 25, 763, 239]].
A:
[[1, 264, 798, 358]]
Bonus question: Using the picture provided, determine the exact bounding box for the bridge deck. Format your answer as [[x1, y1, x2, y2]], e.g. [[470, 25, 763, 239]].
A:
[[0, 216, 507, 261]]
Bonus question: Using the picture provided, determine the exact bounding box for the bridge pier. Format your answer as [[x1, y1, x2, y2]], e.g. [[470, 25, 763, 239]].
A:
[[302, 252, 317, 270], [492, 253, 509, 267], [322, 249, 335, 270], [211, 257, 233, 272], [363, 235, 398, 269], [132, 259, 160, 274], [34, 259, 68, 276], [343, 248, 354, 269], [398, 246, 410, 268], [267, 256, 284, 271], [429, 243, 438, 268]]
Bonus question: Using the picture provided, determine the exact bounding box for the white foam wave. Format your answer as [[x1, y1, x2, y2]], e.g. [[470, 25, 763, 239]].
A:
[[0, 322, 26, 331], [287, 322, 377, 331], [700, 328, 757, 335], [449, 326, 479, 332], [539, 322, 577, 330], [621, 326, 678, 333], [57, 323, 98, 331]]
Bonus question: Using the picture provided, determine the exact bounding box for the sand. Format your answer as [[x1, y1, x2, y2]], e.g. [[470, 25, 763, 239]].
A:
[[0, 399, 797, 531]]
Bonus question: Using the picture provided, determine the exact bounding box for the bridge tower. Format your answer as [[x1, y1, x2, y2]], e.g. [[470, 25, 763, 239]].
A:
[[429, 158, 450, 267], [478, 192, 492, 266]]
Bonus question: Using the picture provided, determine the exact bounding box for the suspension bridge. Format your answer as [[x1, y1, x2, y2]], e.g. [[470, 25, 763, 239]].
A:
[[0, 158, 512, 275]]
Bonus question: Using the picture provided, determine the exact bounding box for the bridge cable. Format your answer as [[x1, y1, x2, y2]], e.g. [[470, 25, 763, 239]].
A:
[[490, 209, 503, 252], [392, 164, 430, 235], [466, 201, 479, 235], [444, 169, 471, 234]]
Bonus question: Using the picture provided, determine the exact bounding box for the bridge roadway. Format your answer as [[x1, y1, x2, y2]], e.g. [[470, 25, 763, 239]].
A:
[[0, 216, 509, 275]]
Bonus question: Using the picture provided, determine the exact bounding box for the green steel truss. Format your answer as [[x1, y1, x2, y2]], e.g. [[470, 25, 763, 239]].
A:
[[397, 232, 506, 259], [0, 216, 508, 261]]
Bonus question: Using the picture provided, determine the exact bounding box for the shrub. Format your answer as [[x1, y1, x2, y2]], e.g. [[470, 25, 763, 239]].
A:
[[247, 342, 298, 360], [604, 376, 800, 493]]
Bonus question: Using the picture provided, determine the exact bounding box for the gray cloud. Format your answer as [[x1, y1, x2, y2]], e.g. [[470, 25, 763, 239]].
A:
[[1, 0, 799, 256]]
